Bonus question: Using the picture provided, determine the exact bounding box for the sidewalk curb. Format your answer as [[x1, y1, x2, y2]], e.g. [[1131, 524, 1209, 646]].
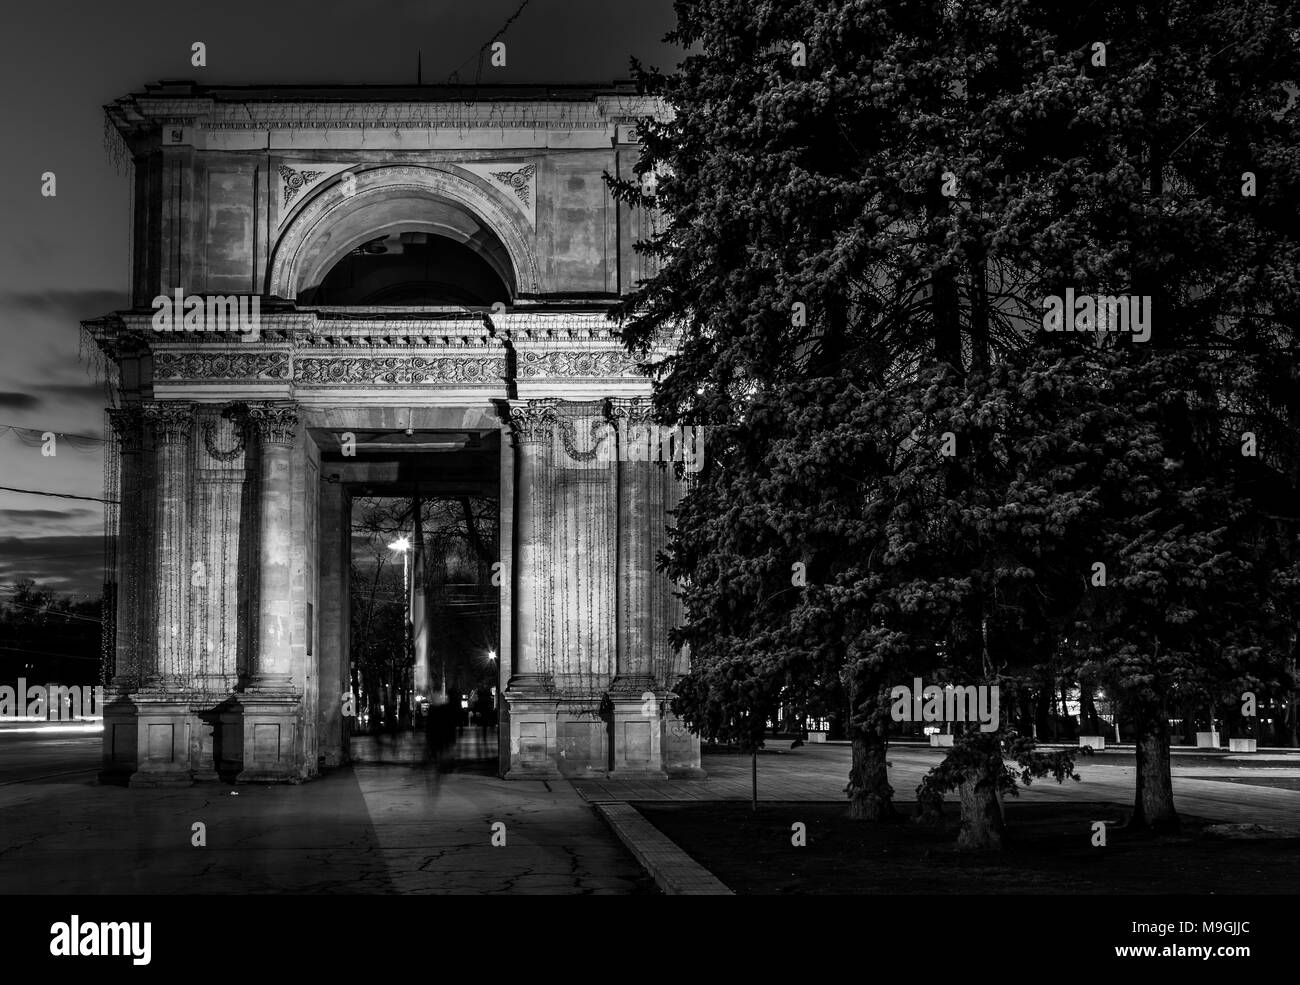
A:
[[592, 801, 734, 896]]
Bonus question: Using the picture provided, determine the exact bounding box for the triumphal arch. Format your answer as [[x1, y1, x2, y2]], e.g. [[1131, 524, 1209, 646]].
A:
[[84, 80, 702, 784]]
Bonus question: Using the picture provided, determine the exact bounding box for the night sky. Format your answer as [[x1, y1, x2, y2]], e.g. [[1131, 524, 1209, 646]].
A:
[[0, 0, 680, 595]]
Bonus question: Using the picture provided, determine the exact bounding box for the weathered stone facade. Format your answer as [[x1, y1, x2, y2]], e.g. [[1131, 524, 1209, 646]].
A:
[[86, 82, 701, 783]]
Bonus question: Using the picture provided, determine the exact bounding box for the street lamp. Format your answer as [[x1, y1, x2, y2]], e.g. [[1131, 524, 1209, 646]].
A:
[[387, 536, 412, 730]]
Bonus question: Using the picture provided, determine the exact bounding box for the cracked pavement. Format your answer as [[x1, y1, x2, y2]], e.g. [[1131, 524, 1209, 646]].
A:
[[0, 761, 651, 894]]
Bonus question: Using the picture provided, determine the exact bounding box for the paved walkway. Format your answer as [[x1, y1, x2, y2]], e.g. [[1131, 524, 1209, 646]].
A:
[[0, 732, 648, 895], [573, 745, 1300, 833], [594, 803, 732, 895]]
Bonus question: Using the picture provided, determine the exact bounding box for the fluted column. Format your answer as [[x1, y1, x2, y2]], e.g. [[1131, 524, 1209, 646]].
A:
[[143, 401, 194, 691], [107, 406, 144, 691], [610, 397, 655, 693], [506, 398, 557, 691], [236, 401, 302, 783], [245, 402, 298, 693]]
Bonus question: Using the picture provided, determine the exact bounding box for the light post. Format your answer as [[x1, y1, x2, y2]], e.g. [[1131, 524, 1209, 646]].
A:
[[387, 536, 411, 729]]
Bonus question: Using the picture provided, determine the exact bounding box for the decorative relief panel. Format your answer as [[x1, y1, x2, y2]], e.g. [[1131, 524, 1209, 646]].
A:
[[517, 350, 642, 380], [155, 352, 291, 382], [457, 162, 537, 229], [275, 163, 356, 229], [293, 355, 506, 385]]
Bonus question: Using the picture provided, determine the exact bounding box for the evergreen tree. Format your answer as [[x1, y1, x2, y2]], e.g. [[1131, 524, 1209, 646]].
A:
[[609, 0, 1300, 844]]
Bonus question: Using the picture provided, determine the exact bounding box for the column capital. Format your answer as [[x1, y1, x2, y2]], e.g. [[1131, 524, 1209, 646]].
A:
[[607, 396, 652, 424], [506, 398, 559, 445], [143, 401, 195, 443], [244, 402, 300, 446], [107, 405, 145, 451]]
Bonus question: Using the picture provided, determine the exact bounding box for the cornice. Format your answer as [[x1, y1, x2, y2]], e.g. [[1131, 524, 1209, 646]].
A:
[[105, 92, 668, 136]]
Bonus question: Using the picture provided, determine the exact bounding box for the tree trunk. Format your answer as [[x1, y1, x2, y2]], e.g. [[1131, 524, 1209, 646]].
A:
[[750, 748, 758, 812], [1181, 702, 1197, 745], [1081, 687, 1101, 736], [1035, 686, 1051, 741], [848, 716, 896, 820], [956, 734, 1005, 852], [1131, 709, 1179, 833]]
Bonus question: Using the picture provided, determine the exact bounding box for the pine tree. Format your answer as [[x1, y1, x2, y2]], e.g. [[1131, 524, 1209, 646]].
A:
[[609, 0, 1300, 845]]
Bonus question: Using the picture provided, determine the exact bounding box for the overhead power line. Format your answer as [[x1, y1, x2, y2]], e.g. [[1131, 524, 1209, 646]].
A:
[[0, 486, 114, 504]]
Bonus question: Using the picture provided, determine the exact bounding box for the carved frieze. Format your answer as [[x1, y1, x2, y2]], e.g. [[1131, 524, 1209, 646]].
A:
[[154, 351, 290, 382], [517, 350, 642, 380], [294, 355, 506, 385]]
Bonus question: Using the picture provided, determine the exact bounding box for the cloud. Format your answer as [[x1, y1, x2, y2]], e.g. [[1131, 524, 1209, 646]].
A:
[[0, 534, 107, 598], [0, 384, 108, 415], [0, 289, 126, 323], [0, 508, 94, 521], [0, 392, 40, 410]]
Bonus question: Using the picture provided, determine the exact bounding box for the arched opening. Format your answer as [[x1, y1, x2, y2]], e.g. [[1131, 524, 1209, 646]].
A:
[[270, 166, 540, 303], [304, 229, 510, 306]]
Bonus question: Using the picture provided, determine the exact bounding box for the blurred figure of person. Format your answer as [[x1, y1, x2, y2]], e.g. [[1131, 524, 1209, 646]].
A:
[[474, 688, 494, 740], [425, 694, 455, 780]]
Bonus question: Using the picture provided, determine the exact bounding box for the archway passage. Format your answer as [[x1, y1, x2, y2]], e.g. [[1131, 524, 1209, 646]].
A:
[[329, 430, 501, 773], [305, 230, 509, 306]]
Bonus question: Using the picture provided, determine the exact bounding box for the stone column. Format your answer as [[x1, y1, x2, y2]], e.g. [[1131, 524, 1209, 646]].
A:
[[247, 403, 298, 692], [506, 399, 557, 692], [502, 399, 560, 778], [237, 401, 301, 783], [127, 401, 196, 786], [107, 406, 144, 691], [610, 397, 655, 694], [145, 401, 194, 690], [607, 397, 665, 777], [101, 406, 144, 779]]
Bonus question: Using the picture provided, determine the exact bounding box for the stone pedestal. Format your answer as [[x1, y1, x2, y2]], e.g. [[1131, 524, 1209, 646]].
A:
[[126, 694, 194, 787], [1229, 738, 1257, 753], [504, 691, 561, 779], [1079, 735, 1106, 750], [662, 711, 705, 778], [236, 695, 300, 783], [100, 691, 139, 780], [1196, 731, 1220, 748], [189, 697, 240, 781], [610, 697, 666, 777]]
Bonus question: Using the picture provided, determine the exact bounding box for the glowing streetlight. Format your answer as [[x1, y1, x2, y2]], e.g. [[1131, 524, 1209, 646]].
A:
[[387, 537, 410, 553]]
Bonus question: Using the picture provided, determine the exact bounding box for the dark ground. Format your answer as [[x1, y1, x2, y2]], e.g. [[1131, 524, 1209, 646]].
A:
[[635, 800, 1300, 894]]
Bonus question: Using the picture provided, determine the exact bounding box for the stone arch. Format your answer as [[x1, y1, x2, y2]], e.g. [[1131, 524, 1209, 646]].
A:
[[267, 165, 541, 301]]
